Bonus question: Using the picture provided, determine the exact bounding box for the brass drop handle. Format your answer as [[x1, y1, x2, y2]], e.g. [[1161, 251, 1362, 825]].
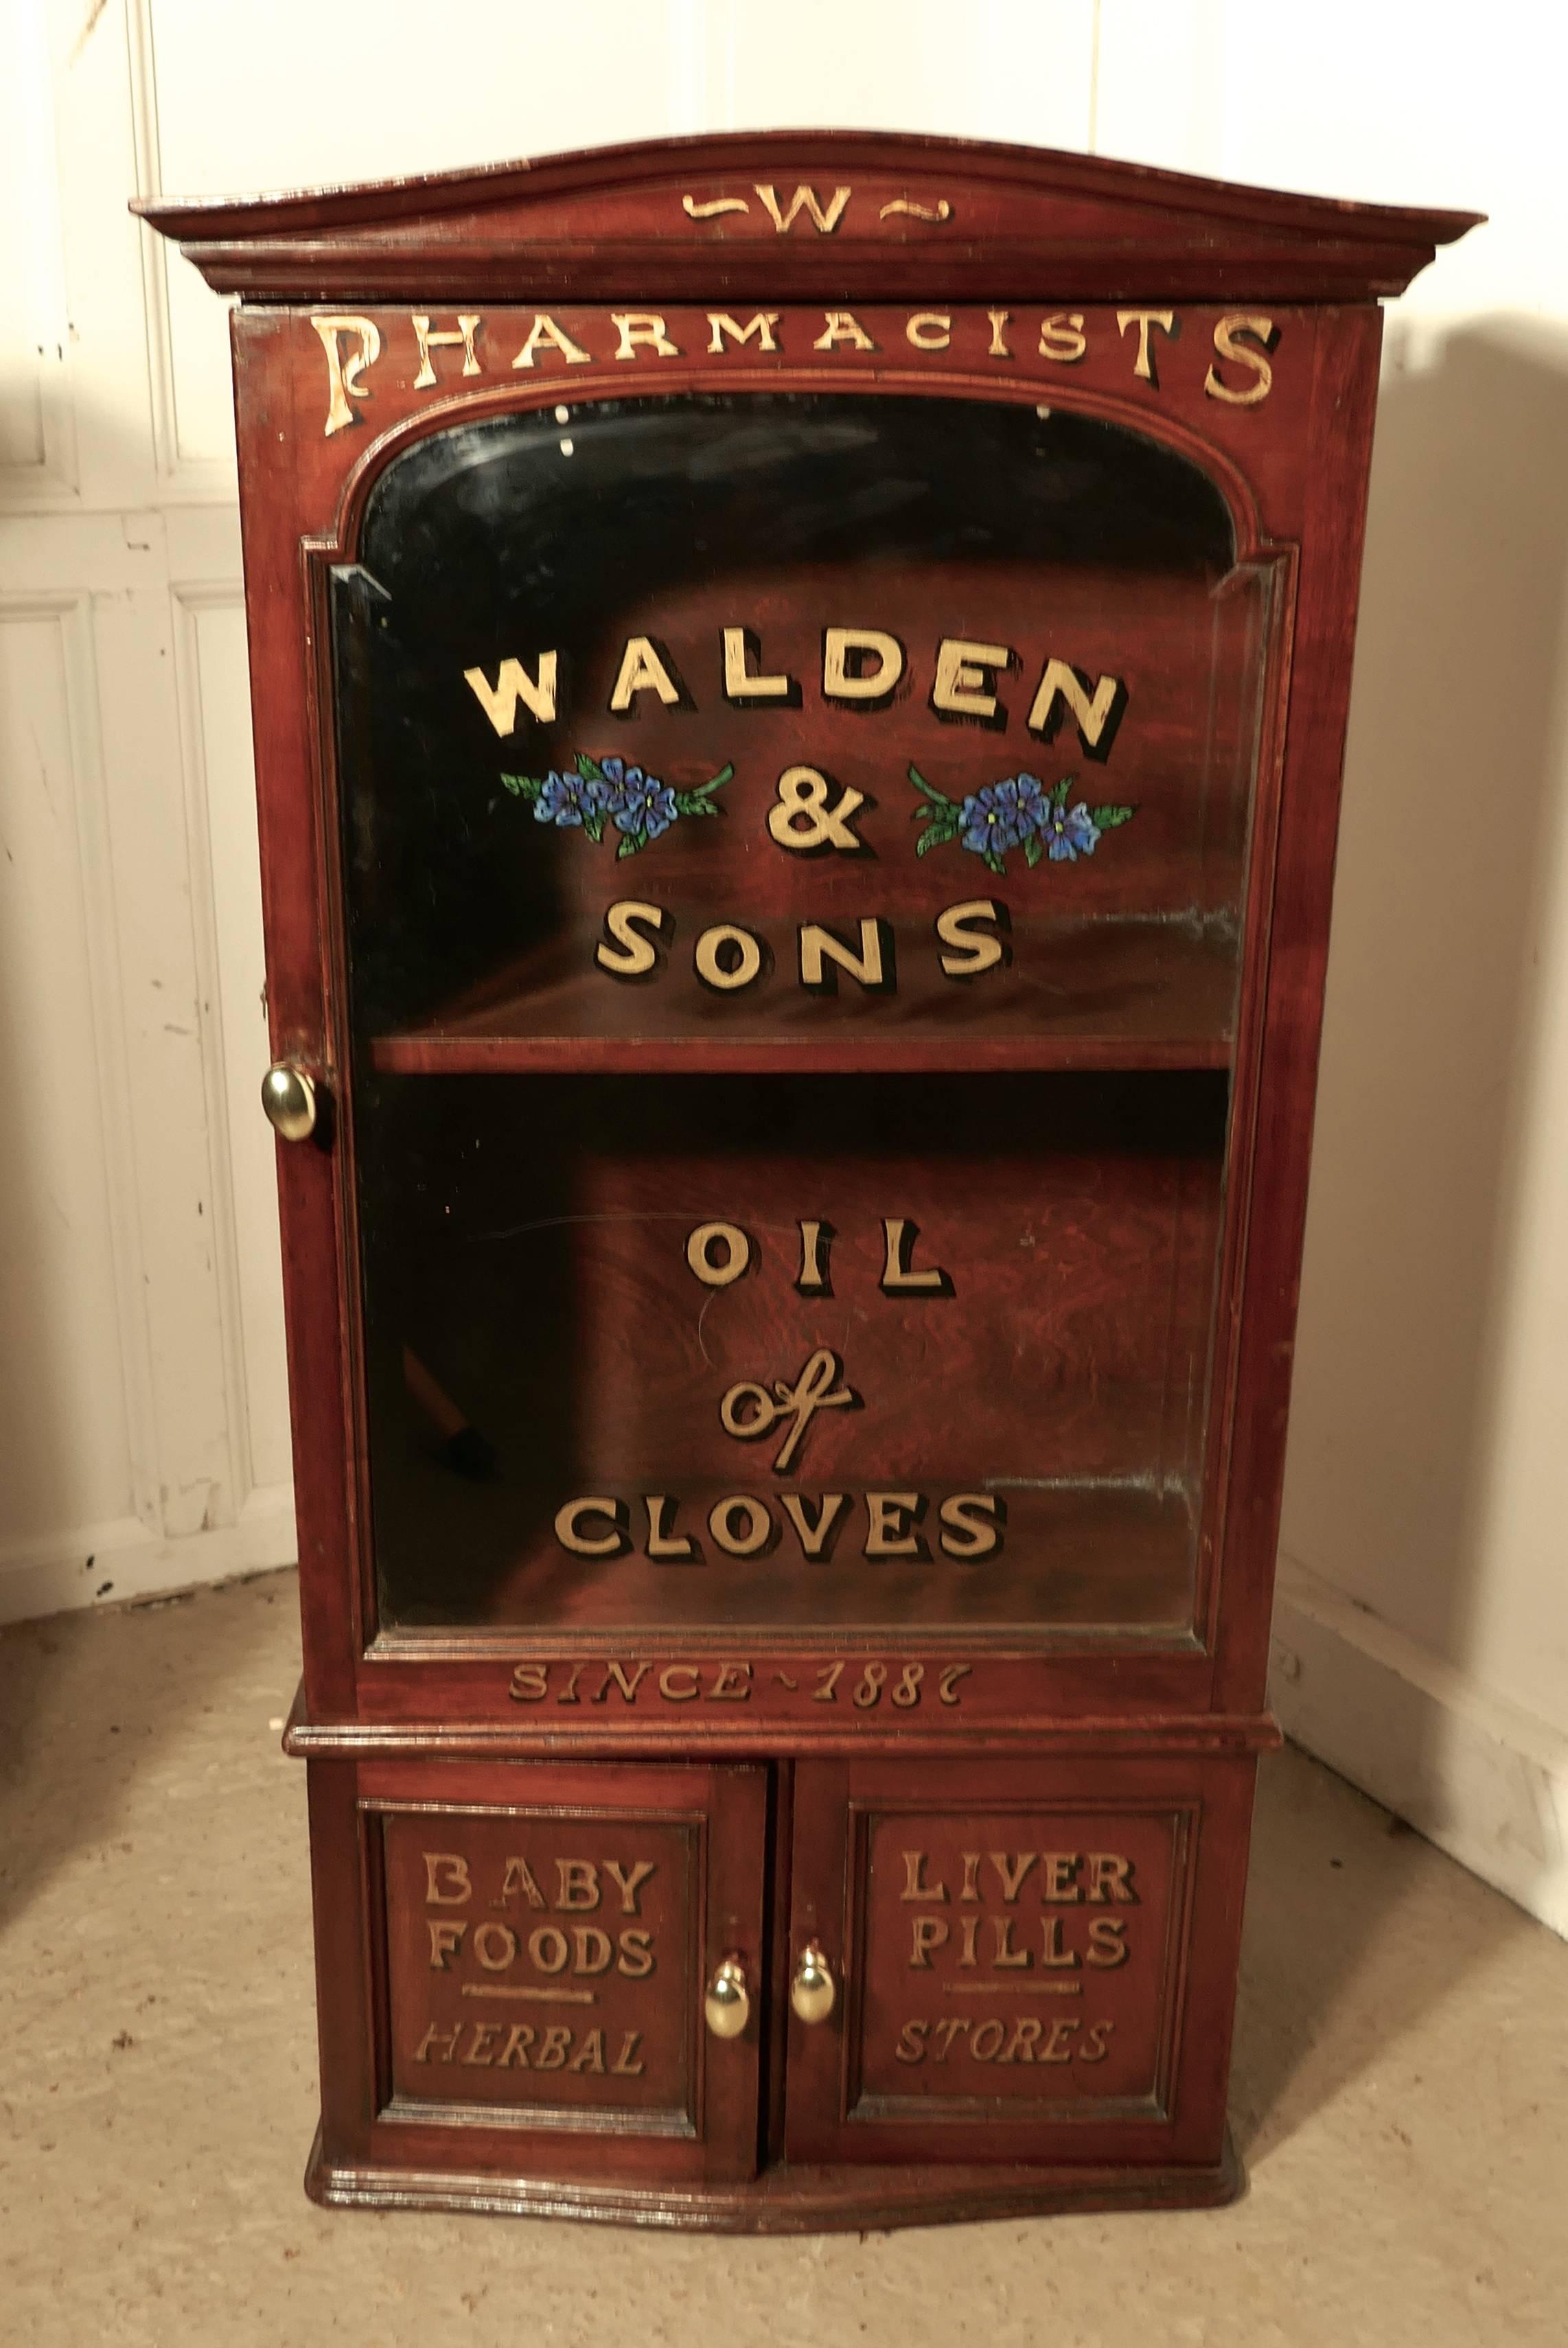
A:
[[261, 1063, 319, 1143], [704, 1953, 750, 2040], [791, 1940, 836, 2025]]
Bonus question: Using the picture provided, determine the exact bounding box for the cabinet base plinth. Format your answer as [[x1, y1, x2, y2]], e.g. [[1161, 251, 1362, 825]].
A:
[[304, 2122, 1243, 2234]]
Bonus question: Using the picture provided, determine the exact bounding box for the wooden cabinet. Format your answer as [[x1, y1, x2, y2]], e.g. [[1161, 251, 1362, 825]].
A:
[[138, 131, 1475, 2229]]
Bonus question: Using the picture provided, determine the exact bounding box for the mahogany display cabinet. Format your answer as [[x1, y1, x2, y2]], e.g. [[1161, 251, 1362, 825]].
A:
[[139, 133, 1476, 2230]]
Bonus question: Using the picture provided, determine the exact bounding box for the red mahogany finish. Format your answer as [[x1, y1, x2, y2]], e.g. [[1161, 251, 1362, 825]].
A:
[[138, 131, 1475, 2228]]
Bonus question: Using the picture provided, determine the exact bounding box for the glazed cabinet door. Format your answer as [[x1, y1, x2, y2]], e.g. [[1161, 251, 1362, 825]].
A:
[[783, 1755, 1254, 2173], [311, 1758, 768, 2196]]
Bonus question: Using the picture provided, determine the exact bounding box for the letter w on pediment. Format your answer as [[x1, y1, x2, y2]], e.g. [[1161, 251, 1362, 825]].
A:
[[754, 183, 851, 234]]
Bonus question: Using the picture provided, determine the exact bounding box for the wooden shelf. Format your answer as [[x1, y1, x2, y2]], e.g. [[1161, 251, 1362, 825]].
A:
[[369, 917, 1238, 1078]]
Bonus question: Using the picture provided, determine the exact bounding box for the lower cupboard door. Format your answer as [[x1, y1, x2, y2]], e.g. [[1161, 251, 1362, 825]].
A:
[[321, 1758, 768, 2187], [783, 1755, 1254, 2170]]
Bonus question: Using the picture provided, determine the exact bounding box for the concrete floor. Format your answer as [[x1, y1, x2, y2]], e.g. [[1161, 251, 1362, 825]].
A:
[[0, 1573, 1563, 2347]]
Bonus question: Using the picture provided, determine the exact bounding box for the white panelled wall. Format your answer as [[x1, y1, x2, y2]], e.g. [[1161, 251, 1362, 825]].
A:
[[2, 0, 1565, 1937]]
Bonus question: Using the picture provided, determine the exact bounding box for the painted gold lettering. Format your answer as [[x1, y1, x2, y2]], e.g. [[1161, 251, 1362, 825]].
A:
[[603, 1860, 656, 1915], [1087, 1853, 1137, 1902], [616, 1929, 656, 1979], [708, 1660, 754, 1699], [509, 1662, 549, 1704], [595, 899, 666, 980], [1039, 312, 1087, 362], [902, 1850, 949, 1903], [427, 1921, 466, 1970], [658, 1664, 700, 1701], [938, 1493, 1002, 1557], [498, 1857, 547, 1910], [611, 312, 680, 360], [1040, 1854, 1083, 1902], [798, 919, 892, 993], [568, 2028, 607, 2074], [311, 313, 381, 435], [865, 1491, 922, 1557], [555, 1860, 600, 1913], [814, 310, 877, 351], [910, 1915, 951, 1968], [881, 1217, 949, 1292], [511, 314, 592, 369], [645, 1496, 697, 1561], [768, 763, 867, 852], [423, 1853, 472, 1907], [1205, 312, 1276, 405], [529, 1927, 570, 1974], [906, 311, 952, 350], [1087, 1918, 1129, 1968], [779, 1491, 848, 1558], [895, 2019, 930, 2063], [1026, 658, 1127, 759], [612, 2030, 646, 2075], [756, 184, 851, 235], [472, 1922, 518, 1971], [988, 1852, 1039, 1904], [1117, 308, 1177, 384], [411, 312, 482, 388], [464, 652, 557, 735], [708, 310, 781, 354], [694, 923, 765, 991], [685, 1221, 751, 1286], [722, 624, 795, 700], [932, 637, 1013, 727], [822, 626, 903, 702], [412, 2021, 463, 2064], [553, 1497, 627, 1556], [708, 1497, 772, 1557], [608, 634, 687, 711], [534, 2025, 572, 2070], [573, 1928, 614, 1975]]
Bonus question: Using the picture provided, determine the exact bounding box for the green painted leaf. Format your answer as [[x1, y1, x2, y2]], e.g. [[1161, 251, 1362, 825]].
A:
[[500, 773, 542, 799], [914, 827, 943, 856], [583, 813, 606, 843], [908, 763, 954, 809], [615, 830, 647, 860], [692, 761, 735, 796], [1024, 833, 1044, 868], [575, 751, 603, 783], [983, 849, 1006, 877], [1050, 776, 1072, 809], [673, 794, 718, 816], [1090, 805, 1135, 829]]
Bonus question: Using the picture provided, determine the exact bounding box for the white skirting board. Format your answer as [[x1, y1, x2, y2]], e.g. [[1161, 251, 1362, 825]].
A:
[[1271, 1553, 1568, 1942], [0, 1485, 297, 1630]]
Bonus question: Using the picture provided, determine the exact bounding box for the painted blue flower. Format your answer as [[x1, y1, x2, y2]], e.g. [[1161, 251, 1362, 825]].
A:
[[534, 768, 612, 827], [608, 765, 680, 841], [958, 772, 1054, 858], [959, 783, 1028, 855], [1041, 800, 1103, 862]]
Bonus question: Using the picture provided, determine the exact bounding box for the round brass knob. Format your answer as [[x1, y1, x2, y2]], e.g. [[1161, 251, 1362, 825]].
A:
[[261, 1063, 317, 1143], [704, 1955, 750, 2040], [791, 1940, 835, 2025]]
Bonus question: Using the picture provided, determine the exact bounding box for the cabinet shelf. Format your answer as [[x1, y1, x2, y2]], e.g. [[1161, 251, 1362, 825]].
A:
[[369, 917, 1238, 1079]]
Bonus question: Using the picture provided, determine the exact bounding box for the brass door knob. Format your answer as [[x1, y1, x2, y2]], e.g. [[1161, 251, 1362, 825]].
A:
[[790, 1940, 835, 2025], [261, 1063, 318, 1142], [704, 1954, 750, 2040]]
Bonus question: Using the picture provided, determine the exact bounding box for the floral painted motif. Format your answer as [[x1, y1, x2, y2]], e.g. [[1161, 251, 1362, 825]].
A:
[[909, 765, 1135, 877], [501, 752, 733, 859]]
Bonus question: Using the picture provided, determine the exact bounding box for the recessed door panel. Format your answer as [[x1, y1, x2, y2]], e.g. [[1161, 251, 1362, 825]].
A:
[[785, 1755, 1252, 2169], [354, 1758, 767, 2185]]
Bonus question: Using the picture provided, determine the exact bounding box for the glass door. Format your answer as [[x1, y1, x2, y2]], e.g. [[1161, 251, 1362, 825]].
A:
[[330, 391, 1276, 1643]]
